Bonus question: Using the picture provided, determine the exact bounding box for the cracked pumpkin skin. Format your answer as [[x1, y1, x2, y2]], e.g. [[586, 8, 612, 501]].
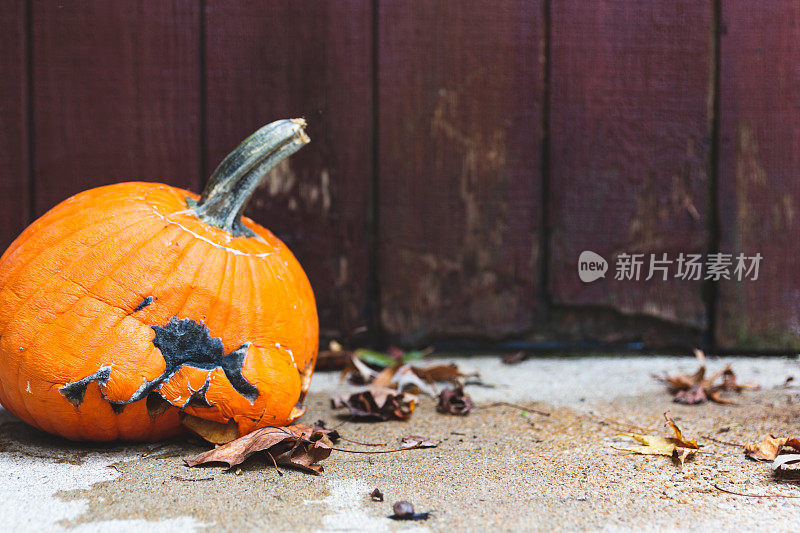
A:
[[0, 120, 318, 441]]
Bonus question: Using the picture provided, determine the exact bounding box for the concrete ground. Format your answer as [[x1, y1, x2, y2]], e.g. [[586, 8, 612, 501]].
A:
[[3, 355, 800, 532]]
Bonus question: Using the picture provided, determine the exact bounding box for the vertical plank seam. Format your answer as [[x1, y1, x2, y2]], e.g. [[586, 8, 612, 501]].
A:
[[538, 0, 552, 309], [198, 0, 207, 188], [366, 0, 384, 347], [25, 0, 34, 222], [705, 0, 722, 352]]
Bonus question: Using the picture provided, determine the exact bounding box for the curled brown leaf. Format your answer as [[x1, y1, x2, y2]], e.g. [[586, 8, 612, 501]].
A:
[[437, 386, 474, 416], [331, 387, 417, 421], [745, 434, 800, 461], [185, 424, 333, 475]]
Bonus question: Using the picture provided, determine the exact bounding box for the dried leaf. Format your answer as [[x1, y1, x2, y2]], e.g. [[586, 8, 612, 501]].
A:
[[400, 436, 441, 449], [146, 392, 172, 419], [773, 454, 800, 471], [501, 351, 530, 365], [185, 424, 332, 475], [745, 434, 800, 461], [331, 387, 417, 421], [392, 365, 438, 396], [180, 413, 239, 445], [659, 350, 759, 405], [370, 488, 384, 502], [719, 367, 760, 393], [340, 353, 379, 385], [673, 385, 707, 405], [436, 386, 474, 416], [413, 363, 474, 383], [614, 412, 699, 465], [390, 500, 430, 521]]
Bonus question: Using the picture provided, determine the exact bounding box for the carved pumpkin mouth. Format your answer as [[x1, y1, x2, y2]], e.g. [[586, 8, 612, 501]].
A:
[[59, 316, 260, 414]]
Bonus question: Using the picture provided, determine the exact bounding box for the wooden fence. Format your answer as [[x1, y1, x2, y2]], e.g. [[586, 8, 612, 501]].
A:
[[1, 1, 798, 351]]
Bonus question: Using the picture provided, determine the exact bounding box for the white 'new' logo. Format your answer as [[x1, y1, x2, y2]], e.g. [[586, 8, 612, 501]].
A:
[[578, 251, 608, 283]]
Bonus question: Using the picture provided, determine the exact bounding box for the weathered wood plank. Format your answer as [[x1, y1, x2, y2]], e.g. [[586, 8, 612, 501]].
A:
[[549, 1, 714, 330], [716, 2, 800, 350], [204, 1, 372, 340], [378, 0, 544, 343], [0, 0, 29, 250], [32, 0, 201, 215]]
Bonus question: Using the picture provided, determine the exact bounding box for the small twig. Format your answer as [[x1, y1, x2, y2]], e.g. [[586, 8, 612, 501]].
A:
[[483, 401, 550, 417], [702, 435, 744, 447], [712, 482, 800, 498], [340, 437, 387, 447], [172, 475, 214, 482], [266, 452, 283, 476], [141, 443, 170, 457], [587, 413, 656, 433], [328, 445, 433, 454]]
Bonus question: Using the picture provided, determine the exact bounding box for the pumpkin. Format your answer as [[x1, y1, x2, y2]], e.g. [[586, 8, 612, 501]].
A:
[[0, 119, 318, 441]]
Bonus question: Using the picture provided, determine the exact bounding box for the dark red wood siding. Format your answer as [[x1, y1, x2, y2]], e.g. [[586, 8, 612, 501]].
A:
[[1, 1, 798, 351], [716, 2, 800, 350], [0, 0, 28, 251], [31, 0, 201, 215], [204, 0, 373, 340], [377, 0, 544, 343], [549, 1, 714, 330]]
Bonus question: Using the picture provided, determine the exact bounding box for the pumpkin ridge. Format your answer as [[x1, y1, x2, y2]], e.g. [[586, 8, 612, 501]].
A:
[[0, 206, 155, 305], [4, 218, 175, 343], [3, 217, 171, 431], [82, 235, 213, 409], [163, 241, 216, 323], [217, 251, 240, 360], [0, 191, 152, 265]]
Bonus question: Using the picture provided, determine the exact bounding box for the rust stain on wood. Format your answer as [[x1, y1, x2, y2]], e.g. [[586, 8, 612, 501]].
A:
[[716, 1, 800, 350], [548, 0, 714, 329], [378, 0, 544, 343]]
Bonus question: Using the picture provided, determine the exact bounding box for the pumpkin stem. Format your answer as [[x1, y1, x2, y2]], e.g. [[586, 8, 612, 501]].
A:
[[192, 118, 310, 236]]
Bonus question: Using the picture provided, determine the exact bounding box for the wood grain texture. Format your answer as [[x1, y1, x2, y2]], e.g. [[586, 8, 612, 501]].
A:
[[378, 0, 543, 343], [204, 1, 372, 340], [0, 0, 29, 251], [548, 0, 714, 329], [32, 0, 201, 215], [716, 3, 800, 350]]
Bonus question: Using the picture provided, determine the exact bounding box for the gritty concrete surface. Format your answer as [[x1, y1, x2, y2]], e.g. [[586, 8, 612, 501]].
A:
[[3, 355, 800, 532]]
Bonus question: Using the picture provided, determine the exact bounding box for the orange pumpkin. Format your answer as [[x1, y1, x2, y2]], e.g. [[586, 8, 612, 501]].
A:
[[0, 119, 318, 441]]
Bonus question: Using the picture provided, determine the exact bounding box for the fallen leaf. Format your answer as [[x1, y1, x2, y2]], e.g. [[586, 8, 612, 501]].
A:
[[773, 454, 800, 471], [370, 488, 384, 502], [413, 363, 474, 383], [659, 349, 759, 405], [673, 384, 707, 405], [745, 434, 800, 461], [389, 501, 430, 521], [391, 365, 438, 396], [180, 413, 239, 445], [501, 351, 530, 365], [146, 393, 172, 419], [340, 353, 379, 385], [354, 347, 428, 368], [400, 436, 441, 449], [614, 412, 699, 466], [185, 424, 333, 475], [331, 387, 417, 421], [437, 386, 473, 416]]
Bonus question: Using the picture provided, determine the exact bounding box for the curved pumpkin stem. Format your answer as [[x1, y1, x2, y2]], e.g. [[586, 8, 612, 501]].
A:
[[193, 118, 310, 237]]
